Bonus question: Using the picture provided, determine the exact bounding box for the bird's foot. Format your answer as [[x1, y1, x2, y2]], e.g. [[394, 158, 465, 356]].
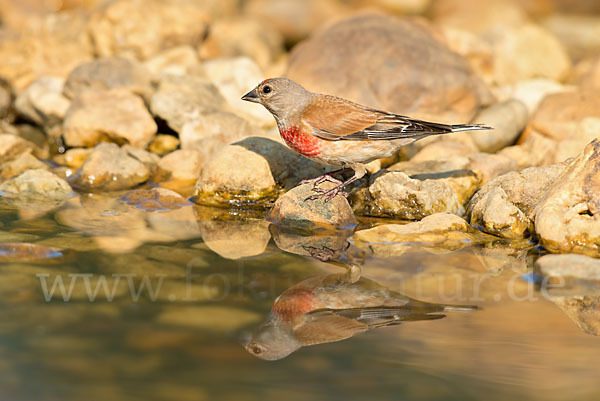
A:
[[304, 184, 348, 202], [300, 174, 343, 187]]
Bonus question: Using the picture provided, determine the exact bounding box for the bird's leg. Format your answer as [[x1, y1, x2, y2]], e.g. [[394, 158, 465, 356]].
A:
[[305, 164, 366, 202], [299, 167, 354, 187]]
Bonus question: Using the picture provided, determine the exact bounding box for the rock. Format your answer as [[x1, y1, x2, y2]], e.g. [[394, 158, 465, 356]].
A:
[[572, 55, 600, 93], [533, 140, 600, 256], [431, 0, 528, 35], [148, 135, 180, 156], [143, 46, 199, 76], [528, 91, 600, 142], [0, 134, 38, 163], [0, 11, 93, 91], [352, 213, 472, 252], [270, 225, 351, 261], [552, 118, 600, 163], [492, 78, 570, 115], [0, 151, 48, 181], [122, 145, 160, 168], [486, 23, 571, 85], [63, 88, 157, 148], [456, 99, 528, 153], [466, 152, 518, 184], [410, 139, 475, 163], [0, 169, 73, 200], [14, 76, 70, 128], [63, 57, 152, 99], [536, 254, 600, 292], [467, 163, 565, 238], [499, 131, 559, 168], [198, 18, 284, 71], [244, 0, 345, 44], [53, 148, 91, 169], [149, 74, 226, 133], [0, 79, 11, 119], [202, 57, 274, 126], [157, 149, 203, 181], [193, 137, 328, 207], [267, 183, 358, 232], [87, 0, 210, 60], [552, 296, 600, 336], [68, 142, 150, 191], [356, 0, 432, 14], [440, 27, 495, 86], [286, 14, 492, 123], [543, 14, 600, 61], [121, 188, 191, 211], [197, 217, 271, 260]]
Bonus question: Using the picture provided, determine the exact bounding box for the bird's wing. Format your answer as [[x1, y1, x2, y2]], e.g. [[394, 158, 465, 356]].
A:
[[300, 95, 453, 141], [293, 310, 368, 346]]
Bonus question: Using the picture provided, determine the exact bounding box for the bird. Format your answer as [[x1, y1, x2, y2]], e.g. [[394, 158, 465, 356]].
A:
[[243, 272, 477, 360], [242, 78, 492, 201]]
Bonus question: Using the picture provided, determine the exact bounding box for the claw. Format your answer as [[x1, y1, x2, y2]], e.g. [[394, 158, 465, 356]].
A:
[[300, 174, 343, 187], [304, 186, 348, 202]]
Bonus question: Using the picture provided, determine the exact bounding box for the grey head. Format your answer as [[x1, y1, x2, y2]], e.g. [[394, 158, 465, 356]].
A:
[[243, 317, 302, 361], [241, 78, 314, 123]]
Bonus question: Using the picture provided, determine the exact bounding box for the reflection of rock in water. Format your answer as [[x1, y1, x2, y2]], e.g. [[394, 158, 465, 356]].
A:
[[269, 224, 352, 261], [472, 240, 533, 275], [244, 272, 477, 360], [552, 296, 600, 336]]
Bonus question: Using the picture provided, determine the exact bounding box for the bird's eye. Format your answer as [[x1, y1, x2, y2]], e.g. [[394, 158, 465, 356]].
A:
[[262, 85, 272, 94], [251, 345, 262, 354]]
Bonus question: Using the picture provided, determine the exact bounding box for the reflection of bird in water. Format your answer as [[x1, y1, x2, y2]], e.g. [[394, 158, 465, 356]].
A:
[[244, 272, 477, 360]]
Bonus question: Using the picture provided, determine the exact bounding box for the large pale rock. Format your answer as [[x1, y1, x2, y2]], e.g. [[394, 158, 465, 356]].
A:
[[533, 140, 600, 256], [0, 151, 48, 182], [528, 91, 600, 142], [63, 57, 152, 99], [467, 163, 566, 238], [194, 137, 328, 207], [492, 78, 570, 115], [202, 57, 274, 126], [63, 88, 157, 148], [0, 11, 93, 91], [410, 139, 475, 163], [267, 183, 358, 232], [543, 14, 600, 61], [0, 169, 73, 200], [0, 134, 38, 163], [68, 142, 150, 191], [198, 18, 284, 71], [440, 27, 495, 86], [286, 14, 492, 123], [143, 46, 199, 76], [14, 76, 70, 128], [537, 254, 600, 288], [149, 74, 226, 133], [157, 149, 203, 181], [572, 56, 600, 93], [466, 152, 518, 184], [87, 0, 210, 60], [457, 99, 528, 152], [499, 131, 559, 168]]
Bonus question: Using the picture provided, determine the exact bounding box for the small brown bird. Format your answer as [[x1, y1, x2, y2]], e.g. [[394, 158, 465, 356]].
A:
[[242, 78, 492, 201], [243, 272, 477, 360]]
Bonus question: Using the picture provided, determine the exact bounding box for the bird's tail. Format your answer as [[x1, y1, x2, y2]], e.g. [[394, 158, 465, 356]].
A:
[[450, 123, 493, 133], [442, 305, 479, 312]]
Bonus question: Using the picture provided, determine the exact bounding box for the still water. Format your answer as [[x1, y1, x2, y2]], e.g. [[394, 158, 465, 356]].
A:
[[0, 193, 598, 401]]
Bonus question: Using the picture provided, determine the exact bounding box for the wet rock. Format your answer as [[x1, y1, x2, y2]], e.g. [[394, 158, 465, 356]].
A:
[[552, 296, 600, 336], [0, 11, 93, 91], [68, 142, 150, 192], [286, 13, 492, 123], [466, 152, 518, 184], [499, 131, 558, 169], [157, 149, 203, 181], [193, 137, 328, 207], [121, 188, 191, 211], [352, 213, 475, 257], [528, 91, 600, 142], [63, 57, 153, 99], [52, 148, 91, 169], [14, 76, 70, 128], [0, 134, 39, 163], [0, 152, 48, 181], [198, 18, 284, 71], [143, 46, 199, 76], [148, 135, 180, 156], [543, 14, 600, 61], [455, 99, 528, 153], [533, 140, 600, 256], [492, 78, 570, 115], [63, 88, 157, 148], [245, 0, 345, 44], [202, 57, 274, 126], [197, 216, 271, 260], [87, 0, 210, 60], [267, 183, 358, 232], [149, 74, 226, 133], [536, 254, 600, 295], [0, 169, 74, 200], [468, 163, 565, 238]]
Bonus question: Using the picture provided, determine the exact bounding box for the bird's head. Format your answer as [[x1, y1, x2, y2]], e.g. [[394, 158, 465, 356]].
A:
[[241, 78, 313, 122], [242, 318, 302, 361]]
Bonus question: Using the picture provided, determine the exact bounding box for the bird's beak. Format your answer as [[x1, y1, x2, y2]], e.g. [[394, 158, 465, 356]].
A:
[[241, 88, 260, 103]]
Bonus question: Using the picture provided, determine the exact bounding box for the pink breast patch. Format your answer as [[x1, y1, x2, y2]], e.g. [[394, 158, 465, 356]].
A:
[[280, 126, 321, 157]]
